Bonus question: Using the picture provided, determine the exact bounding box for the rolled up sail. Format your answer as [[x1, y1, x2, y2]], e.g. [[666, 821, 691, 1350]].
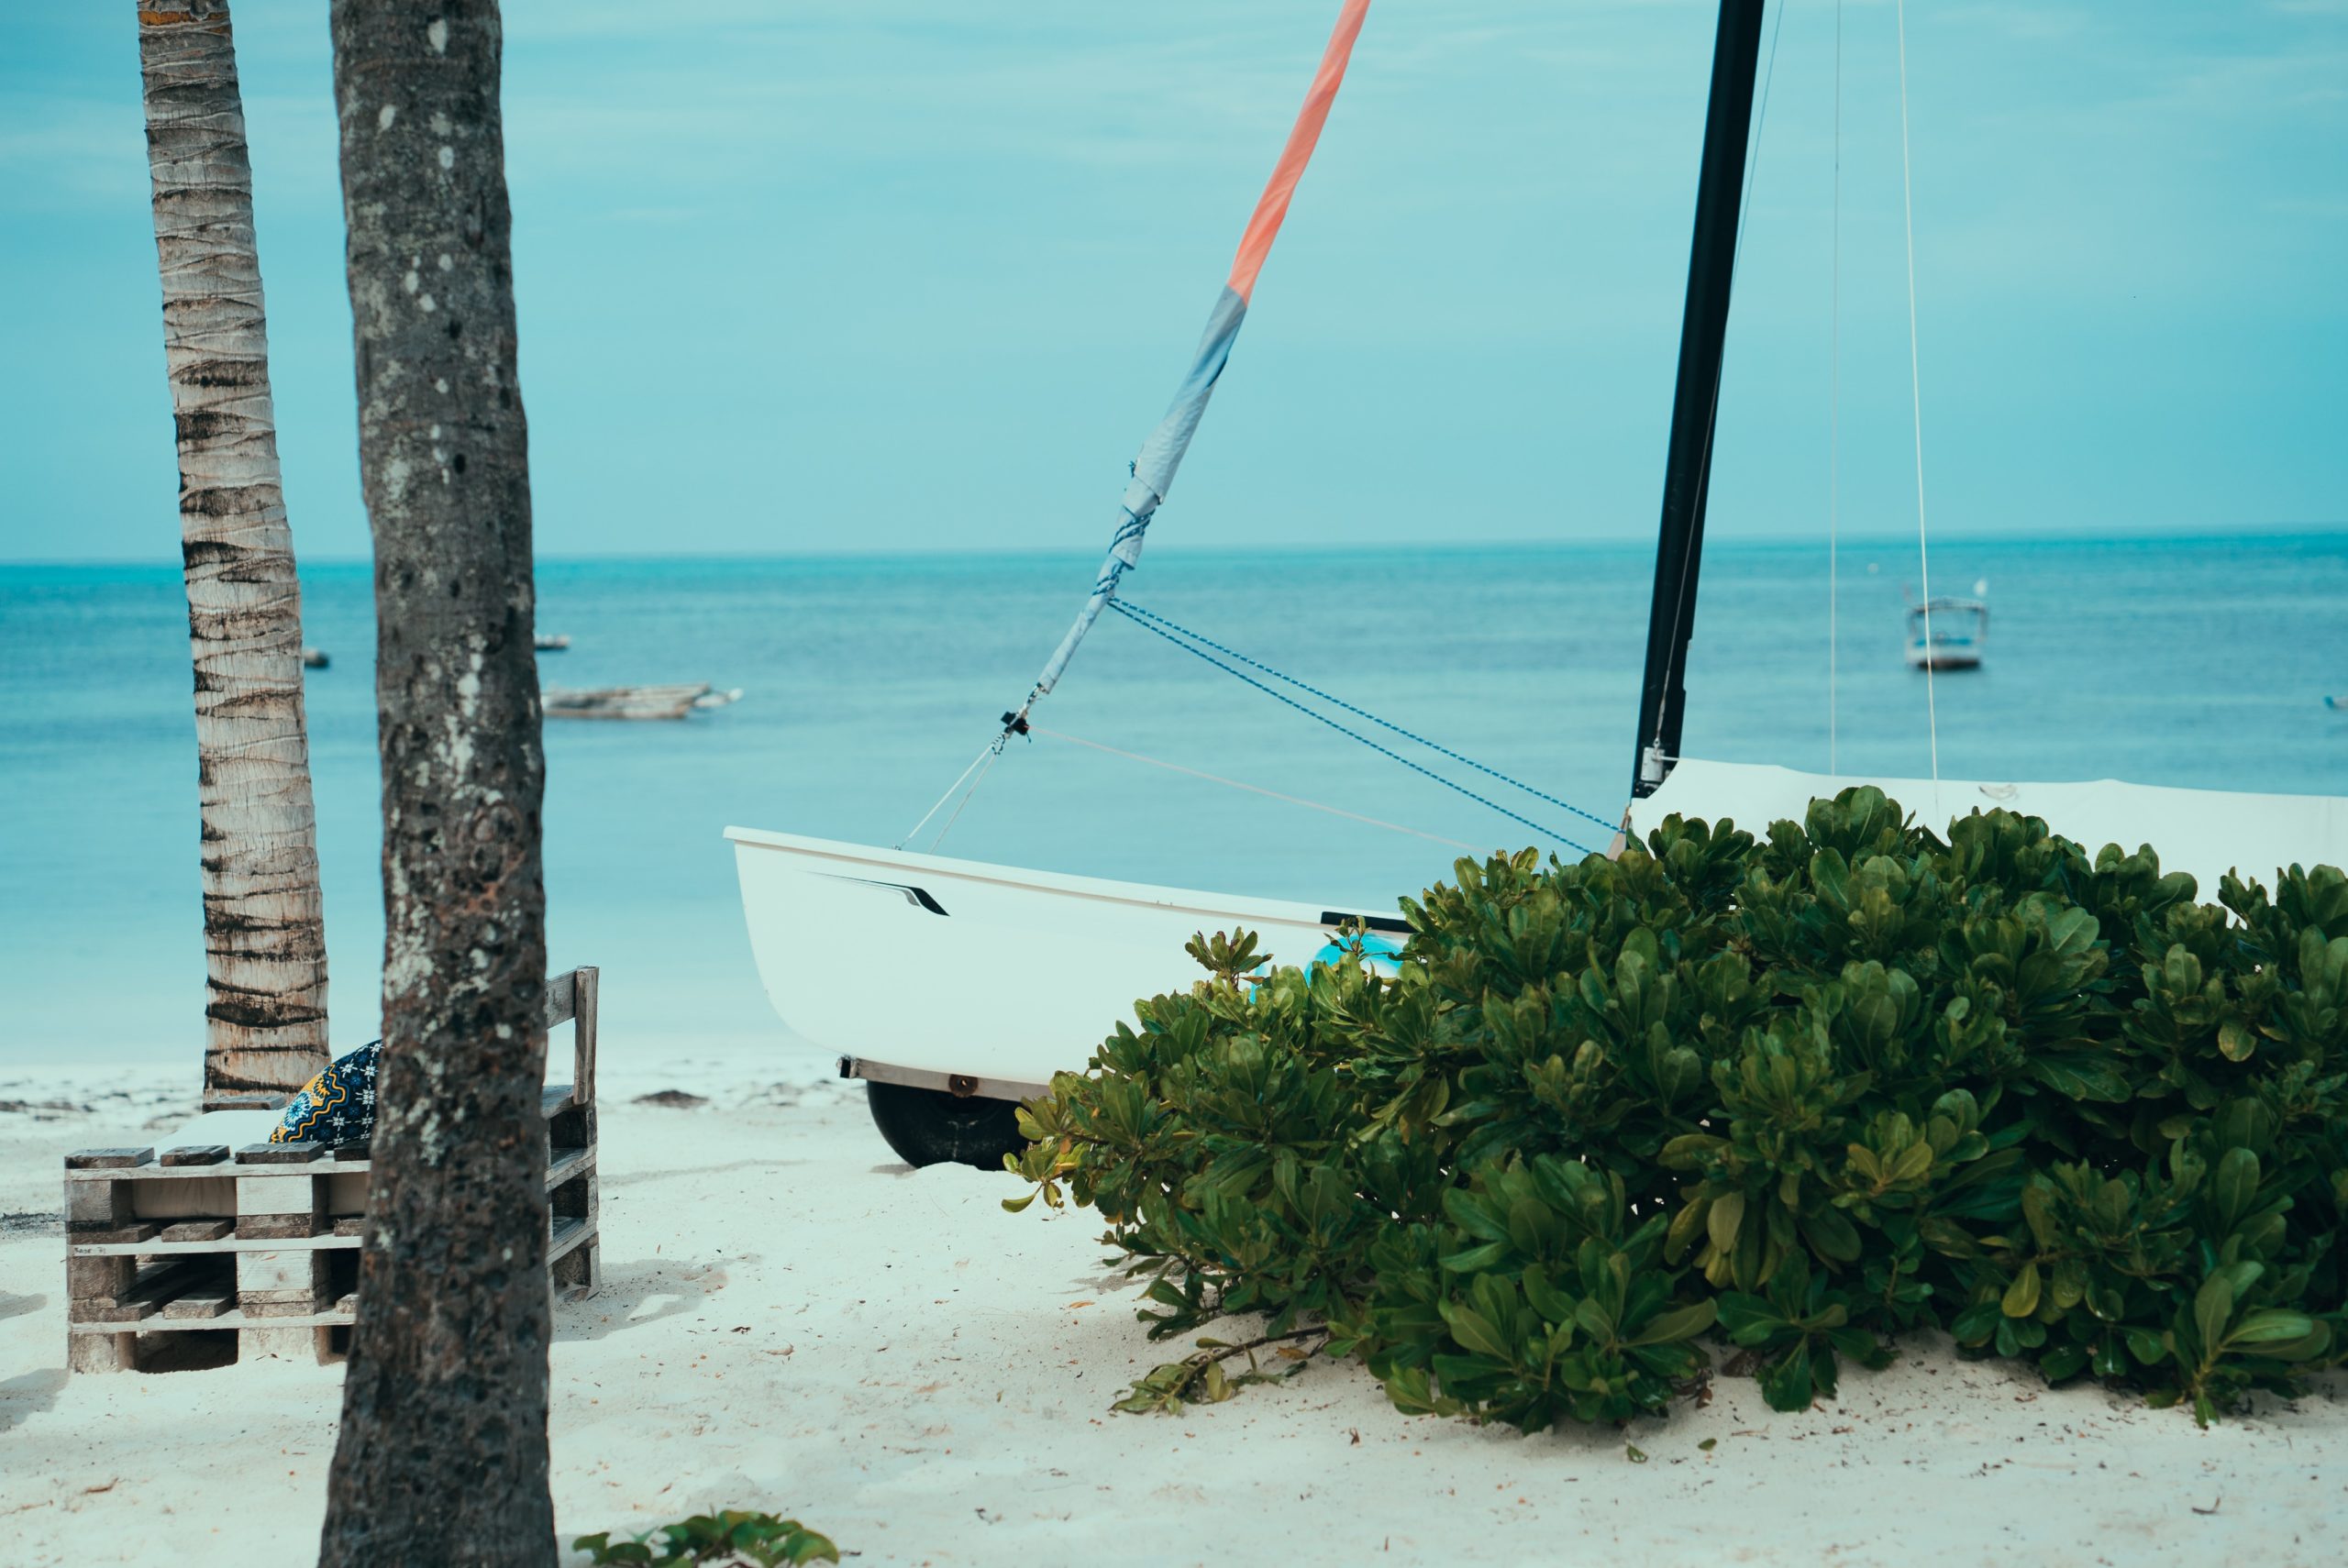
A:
[[1023, 0, 1371, 707]]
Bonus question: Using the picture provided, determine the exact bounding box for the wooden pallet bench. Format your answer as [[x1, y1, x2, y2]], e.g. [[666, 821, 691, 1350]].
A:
[[65, 966, 601, 1374]]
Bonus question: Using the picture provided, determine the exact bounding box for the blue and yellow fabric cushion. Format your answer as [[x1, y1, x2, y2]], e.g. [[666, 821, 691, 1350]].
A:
[[271, 1040, 382, 1148]]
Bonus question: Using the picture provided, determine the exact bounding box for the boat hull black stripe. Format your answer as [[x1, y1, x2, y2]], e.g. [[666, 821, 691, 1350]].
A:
[[1320, 911, 1411, 935], [818, 873, 950, 916]]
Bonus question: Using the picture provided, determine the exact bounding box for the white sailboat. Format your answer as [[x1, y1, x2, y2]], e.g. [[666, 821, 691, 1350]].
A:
[[728, 0, 2346, 1166]]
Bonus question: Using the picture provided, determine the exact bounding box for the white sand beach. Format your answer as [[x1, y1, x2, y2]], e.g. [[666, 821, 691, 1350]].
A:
[[4, 1044, 2344, 1568]]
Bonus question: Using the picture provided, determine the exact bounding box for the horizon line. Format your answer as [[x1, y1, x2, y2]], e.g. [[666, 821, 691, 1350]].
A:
[[6, 519, 2343, 572]]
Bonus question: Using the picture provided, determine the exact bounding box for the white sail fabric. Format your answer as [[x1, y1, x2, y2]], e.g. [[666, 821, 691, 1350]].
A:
[[1627, 757, 2348, 895]]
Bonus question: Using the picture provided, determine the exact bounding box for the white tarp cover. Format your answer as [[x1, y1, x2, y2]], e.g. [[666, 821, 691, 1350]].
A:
[[1627, 757, 2348, 895]]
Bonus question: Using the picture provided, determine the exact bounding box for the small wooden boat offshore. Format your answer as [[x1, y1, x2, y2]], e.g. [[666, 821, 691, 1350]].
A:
[[729, 0, 2348, 1167], [546, 684, 738, 721]]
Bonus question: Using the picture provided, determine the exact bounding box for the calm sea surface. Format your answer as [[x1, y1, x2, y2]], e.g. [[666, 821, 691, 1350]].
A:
[[2, 535, 2342, 1066]]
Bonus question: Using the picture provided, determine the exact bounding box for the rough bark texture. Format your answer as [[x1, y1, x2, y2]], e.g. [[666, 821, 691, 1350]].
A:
[[137, 0, 331, 1110], [317, 4, 553, 1563]]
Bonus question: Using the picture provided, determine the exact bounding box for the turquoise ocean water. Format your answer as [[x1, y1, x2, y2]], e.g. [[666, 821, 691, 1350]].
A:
[[2, 534, 2342, 1067]]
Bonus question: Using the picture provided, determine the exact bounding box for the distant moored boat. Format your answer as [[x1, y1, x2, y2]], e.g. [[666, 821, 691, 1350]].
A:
[[1905, 579, 1988, 671], [536, 633, 571, 651]]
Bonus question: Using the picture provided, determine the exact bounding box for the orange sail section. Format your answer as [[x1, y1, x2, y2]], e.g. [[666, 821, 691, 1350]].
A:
[[1226, 0, 1371, 304], [1025, 1, 1371, 706]]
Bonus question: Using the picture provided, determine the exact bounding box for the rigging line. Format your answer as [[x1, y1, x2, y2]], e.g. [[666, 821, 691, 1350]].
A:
[[929, 740, 1002, 854], [1733, 0, 1790, 282], [1895, 0, 1943, 811], [1830, 0, 1843, 776], [1654, 0, 1789, 748], [1026, 724, 1482, 853], [1106, 601, 1600, 856], [1113, 597, 1620, 835], [898, 735, 998, 850]]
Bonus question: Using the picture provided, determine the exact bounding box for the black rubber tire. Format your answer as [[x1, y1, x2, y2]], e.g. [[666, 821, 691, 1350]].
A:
[[865, 1081, 1025, 1170]]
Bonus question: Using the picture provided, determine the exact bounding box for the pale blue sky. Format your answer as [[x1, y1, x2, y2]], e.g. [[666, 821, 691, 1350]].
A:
[[2, 0, 2341, 563]]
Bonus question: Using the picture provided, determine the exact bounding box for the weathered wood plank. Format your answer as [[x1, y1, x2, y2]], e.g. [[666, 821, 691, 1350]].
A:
[[236, 1142, 325, 1165], [571, 966, 598, 1106], [70, 1309, 354, 1334], [66, 1148, 156, 1170], [70, 1297, 160, 1324], [236, 1169, 322, 1216], [161, 1144, 232, 1166], [70, 1233, 360, 1258], [127, 1258, 212, 1296], [68, 1254, 134, 1303], [548, 1215, 590, 1264], [237, 1212, 323, 1241], [544, 1147, 595, 1188], [67, 1331, 136, 1371], [66, 1160, 327, 1183], [64, 1177, 130, 1225], [543, 967, 577, 1029], [159, 1219, 235, 1243]]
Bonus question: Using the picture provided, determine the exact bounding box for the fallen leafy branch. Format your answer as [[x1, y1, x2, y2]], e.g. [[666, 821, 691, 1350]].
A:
[[1115, 1328, 1334, 1415]]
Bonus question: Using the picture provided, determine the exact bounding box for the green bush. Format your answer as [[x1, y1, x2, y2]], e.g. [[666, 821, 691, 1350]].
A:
[[1008, 790, 2348, 1428]]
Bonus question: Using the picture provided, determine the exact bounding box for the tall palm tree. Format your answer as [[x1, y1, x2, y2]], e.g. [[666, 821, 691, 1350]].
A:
[[317, 3, 554, 1562], [136, 0, 330, 1109]]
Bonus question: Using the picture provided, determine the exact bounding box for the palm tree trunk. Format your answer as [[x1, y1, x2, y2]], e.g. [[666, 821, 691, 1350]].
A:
[[316, 4, 553, 1562], [138, 0, 331, 1110]]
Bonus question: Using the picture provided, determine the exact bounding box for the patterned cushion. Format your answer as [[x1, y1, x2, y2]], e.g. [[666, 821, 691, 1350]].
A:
[[271, 1041, 382, 1147]]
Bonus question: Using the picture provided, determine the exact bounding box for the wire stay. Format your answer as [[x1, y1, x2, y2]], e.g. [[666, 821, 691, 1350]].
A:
[[1108, 599, 1607, 856]]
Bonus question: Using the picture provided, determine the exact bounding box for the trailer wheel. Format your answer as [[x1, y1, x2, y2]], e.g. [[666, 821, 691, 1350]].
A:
[[864, 1081, 1025, 1170]]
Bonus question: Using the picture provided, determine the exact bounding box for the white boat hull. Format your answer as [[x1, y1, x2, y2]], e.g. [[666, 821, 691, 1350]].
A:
[[733, 767, 2346, 1105], [725, 826, 1400, 1098], [1628, 759, 2348, 899]]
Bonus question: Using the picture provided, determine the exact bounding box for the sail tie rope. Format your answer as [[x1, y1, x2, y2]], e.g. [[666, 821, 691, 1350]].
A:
[[1106, 599, 1606, 856], [898, 735, 1001, 851], [928, 741, 1002, 852], [1026, 724, 1481, 852]]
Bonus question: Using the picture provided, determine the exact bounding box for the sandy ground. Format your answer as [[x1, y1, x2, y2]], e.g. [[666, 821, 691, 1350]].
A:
[[5, 1046, 2346, 1568]]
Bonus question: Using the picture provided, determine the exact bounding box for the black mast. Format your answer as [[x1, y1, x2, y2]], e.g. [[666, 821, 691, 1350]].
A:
[[1630, 0, 1768, 800]]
